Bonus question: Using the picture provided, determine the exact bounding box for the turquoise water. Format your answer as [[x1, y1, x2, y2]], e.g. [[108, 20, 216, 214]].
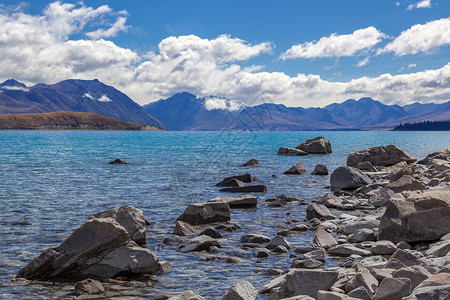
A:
[[0, 131, 449, 298]]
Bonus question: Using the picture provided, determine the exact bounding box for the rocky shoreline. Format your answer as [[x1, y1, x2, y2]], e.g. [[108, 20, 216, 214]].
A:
[[6, 137, 450, 299]]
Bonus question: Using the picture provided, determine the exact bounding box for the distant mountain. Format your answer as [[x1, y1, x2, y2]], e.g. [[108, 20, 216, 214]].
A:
[[324, 97, 409, 127], [0, 111, 162, 130], [144, 93, 450, 131], [0, 79, 166, 129], [143, 92, 243, 130]]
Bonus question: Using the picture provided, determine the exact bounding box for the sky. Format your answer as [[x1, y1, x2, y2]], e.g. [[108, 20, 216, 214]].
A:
[[0, 0, 449, 108]]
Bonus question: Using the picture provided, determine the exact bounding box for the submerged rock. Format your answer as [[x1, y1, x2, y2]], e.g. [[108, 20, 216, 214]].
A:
[[216, 174, 254, 186], [74, 278, 104, 296], [108, 158, 128, 164], [219, 185, 267, 193], [179, 235, 221, 252], [284, 161, 307, 175], [240, 159, 260, 167], [174, 220, 198, 236], [296, 136, 332, 154], [208, 195, 258, 208], [347, 145, 416, 167]]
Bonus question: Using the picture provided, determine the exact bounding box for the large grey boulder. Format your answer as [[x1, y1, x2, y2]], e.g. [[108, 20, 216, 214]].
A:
[[222, 281, 258, 300], [378, 189, 450, 243], [179, 235, 221, 252], [330, 166, 371, 190], [384, 175, 425, 193], [328, 244, 372, 257], [372, 277, 411, 300], [168, 290, 206, 300], [312, 164, 329, 175], [418, 149, 450, 165], [306, 204, 335, 220], [74, 278, 104, 295], [312, 226, 338, 248], [177, 202, 231, 225], [392, 266, 431, 289], [403, 284, 450, 300], [284, 161, 307, 175], [208, 195, 257, 208], [17, 217, 159, 280], [296, 137, 332, 154], [91, 205, 148, 246], [174, 220, 198, 236], [260, 268, 339, 298], [347, 145, 416, 167], [241, 234, 271, 244], [278, 147, 308, 156]]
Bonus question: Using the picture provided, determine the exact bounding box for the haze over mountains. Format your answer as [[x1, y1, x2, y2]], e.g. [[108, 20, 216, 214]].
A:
[[1, 78, 449, 131], [0, 79, 166, 129], [145, 92, 450, 131]]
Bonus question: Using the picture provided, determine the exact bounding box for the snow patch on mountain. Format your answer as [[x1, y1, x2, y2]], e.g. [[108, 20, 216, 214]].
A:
[[203, 96, 244, 112]]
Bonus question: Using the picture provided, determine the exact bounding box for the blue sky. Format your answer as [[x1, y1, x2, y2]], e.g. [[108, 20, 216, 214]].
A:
[[0, 0, 449, 107]]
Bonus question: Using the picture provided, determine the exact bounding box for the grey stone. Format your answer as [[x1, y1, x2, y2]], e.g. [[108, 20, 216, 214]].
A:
[[240, 234, 270, 244], [392, 266, 431, 289], [216, 174, 253, 186], [168, 290, 206, 300], [312, 164, 329, 175], [177, 202, 231, 225], [347, 145, 416, 167], [425, 240, 450, 257], [303, 249, 326, 262], [345, 269, 379, 295], [208, 195, 258, 208], [179, 235, 221, 252], [163, 235, 183, 245], [292, 259, 323, 269], [266, 235, 293, 250], [219, 185, 267, 193], [278, 147, 308, 156], [330, 166, 371, 190], [403, 284, 450, 300], [385, 175, 425, 193], [253, 248, 271, 258], [348, 228, 376, 243], [241, 159, 260, 167], [284, 161, 307, 175], [74, 278, 104, 295], [222, 280, 257, 300], [313, 226, 338, 248], [296, 136, 332, 154], [306, 204, 335, 220], [417, 149, 450, 165], [199, 226, 222, 238], [371, 240, 397, 255], [372, 277, 412, 300], [174, 220, 198, 236], [328, 244, 372, 257], [347, 286, 371, 300]]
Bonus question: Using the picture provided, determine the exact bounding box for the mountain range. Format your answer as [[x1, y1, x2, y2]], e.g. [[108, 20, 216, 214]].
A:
[[1, 78, 449, 131], [144, 92, 450, 130], [0, 79, 165, 129]]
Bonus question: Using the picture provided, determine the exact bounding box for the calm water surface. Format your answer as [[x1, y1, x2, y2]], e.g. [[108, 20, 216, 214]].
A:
[[1, 131, 449, 298]]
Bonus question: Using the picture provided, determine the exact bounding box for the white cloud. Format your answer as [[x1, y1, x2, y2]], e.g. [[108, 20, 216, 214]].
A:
[[0, 2, 449, 110], [356, 57, 370, 67], [407, 0, 432, 10], [280, 27, 386, 59], [380, 18, 450, 55], [98, 95, 112, 102], [408, 63, 417, 69], [203, 97, 244, 112], [0, 85, 29, 92], [86, 16, 129, 39]]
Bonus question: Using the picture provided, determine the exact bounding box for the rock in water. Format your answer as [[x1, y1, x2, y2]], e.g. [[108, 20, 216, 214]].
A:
[[296, 136, 332, 154], [179, 235, 221, 252], [108, 158, 128, 164], [260, 268, 339, 298], [74, 278, 104, 295], [240, 159, 260, 167], [277, 147, 308, 156], [216, 174, 253, 186], [347, 145, 416, 167], [16, 217, 159, 280], [330, 166, 371, 190], [91, 205, 147, 246], [417, 149, 450, 165], [168, 290, 206, 300], [378, 189, 450, 243], [219, 185, 267, 193], [284, 161, 307, 175], [208, 195, 258, 208], [177, 202, 230, 225], [174, 220, 198, 236], [312, 164, 328, 175], [221, 280, 258, 300]]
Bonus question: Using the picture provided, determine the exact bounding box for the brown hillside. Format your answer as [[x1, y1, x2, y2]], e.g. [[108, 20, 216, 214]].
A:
[[0, 111, 163, 130]]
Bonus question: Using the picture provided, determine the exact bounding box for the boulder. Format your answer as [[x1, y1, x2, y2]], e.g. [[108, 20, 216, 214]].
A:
[[330, 166, 371, 190], [348, 228, 377, 243], [266, 235, 293, 250], [219, 185, 267, 193], [404, 284, 450, 300], [347, 286, 371, 300], [91, 205, 147, 246], [418, 149, 450, 165], [385, 249, 423, 269], [278, 147, 308, 156], [74, 278, 104, 295], [345, 269, 379, 295], [241, 234, 271, 244], [340, 218, 380, 235], [260, 268, 339, 298], [306, 204, 335, 220], [303, 249, 326, 262], [317, 193, 342, 209], [272, 245, 289, 253], [393, 266, 431, 289], [174, 221, 198, 236], [179, 235, 221, 252], [425, 240, 450, 257], [241, 159, 260, 167], [328, 244, 371, 257], [312, 164, 329, 175], [347, 145, 416, 167], [317, 291, 358, 299], [108, 158, 128, 164], [378, 189, 450, 243], [222, 280, 258, 300], [355, 161, 378, 172], [253, 248, 271, 258], [168, 290, 206, 300], [163, 235, 183, 245], [292, 258, 323, 269], [177, 202, 231, 225], [384, 175, 425, 193], [416, 272, 450, 289], [296, 137, 332, 154], [284, 161, 307, 175], [372, 277, 412, 300], [208, 195, 258, 208], [370, 240, 397, 255], [313, 226, 338, 248], [216, 174, 253, 186], [199, 227, 222, 238], [17, 217, 159, 280]]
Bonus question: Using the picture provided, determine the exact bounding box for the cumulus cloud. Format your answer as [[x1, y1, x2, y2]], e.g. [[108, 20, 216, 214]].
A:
[[380, 18, 450, 56], [280, 27, 386, 59], [356, 57, 370, 67], [203, 97, 244, 112], [407, 0, 432, 10], [86, 16, 129, 39], [0, 2, 449, 109]]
